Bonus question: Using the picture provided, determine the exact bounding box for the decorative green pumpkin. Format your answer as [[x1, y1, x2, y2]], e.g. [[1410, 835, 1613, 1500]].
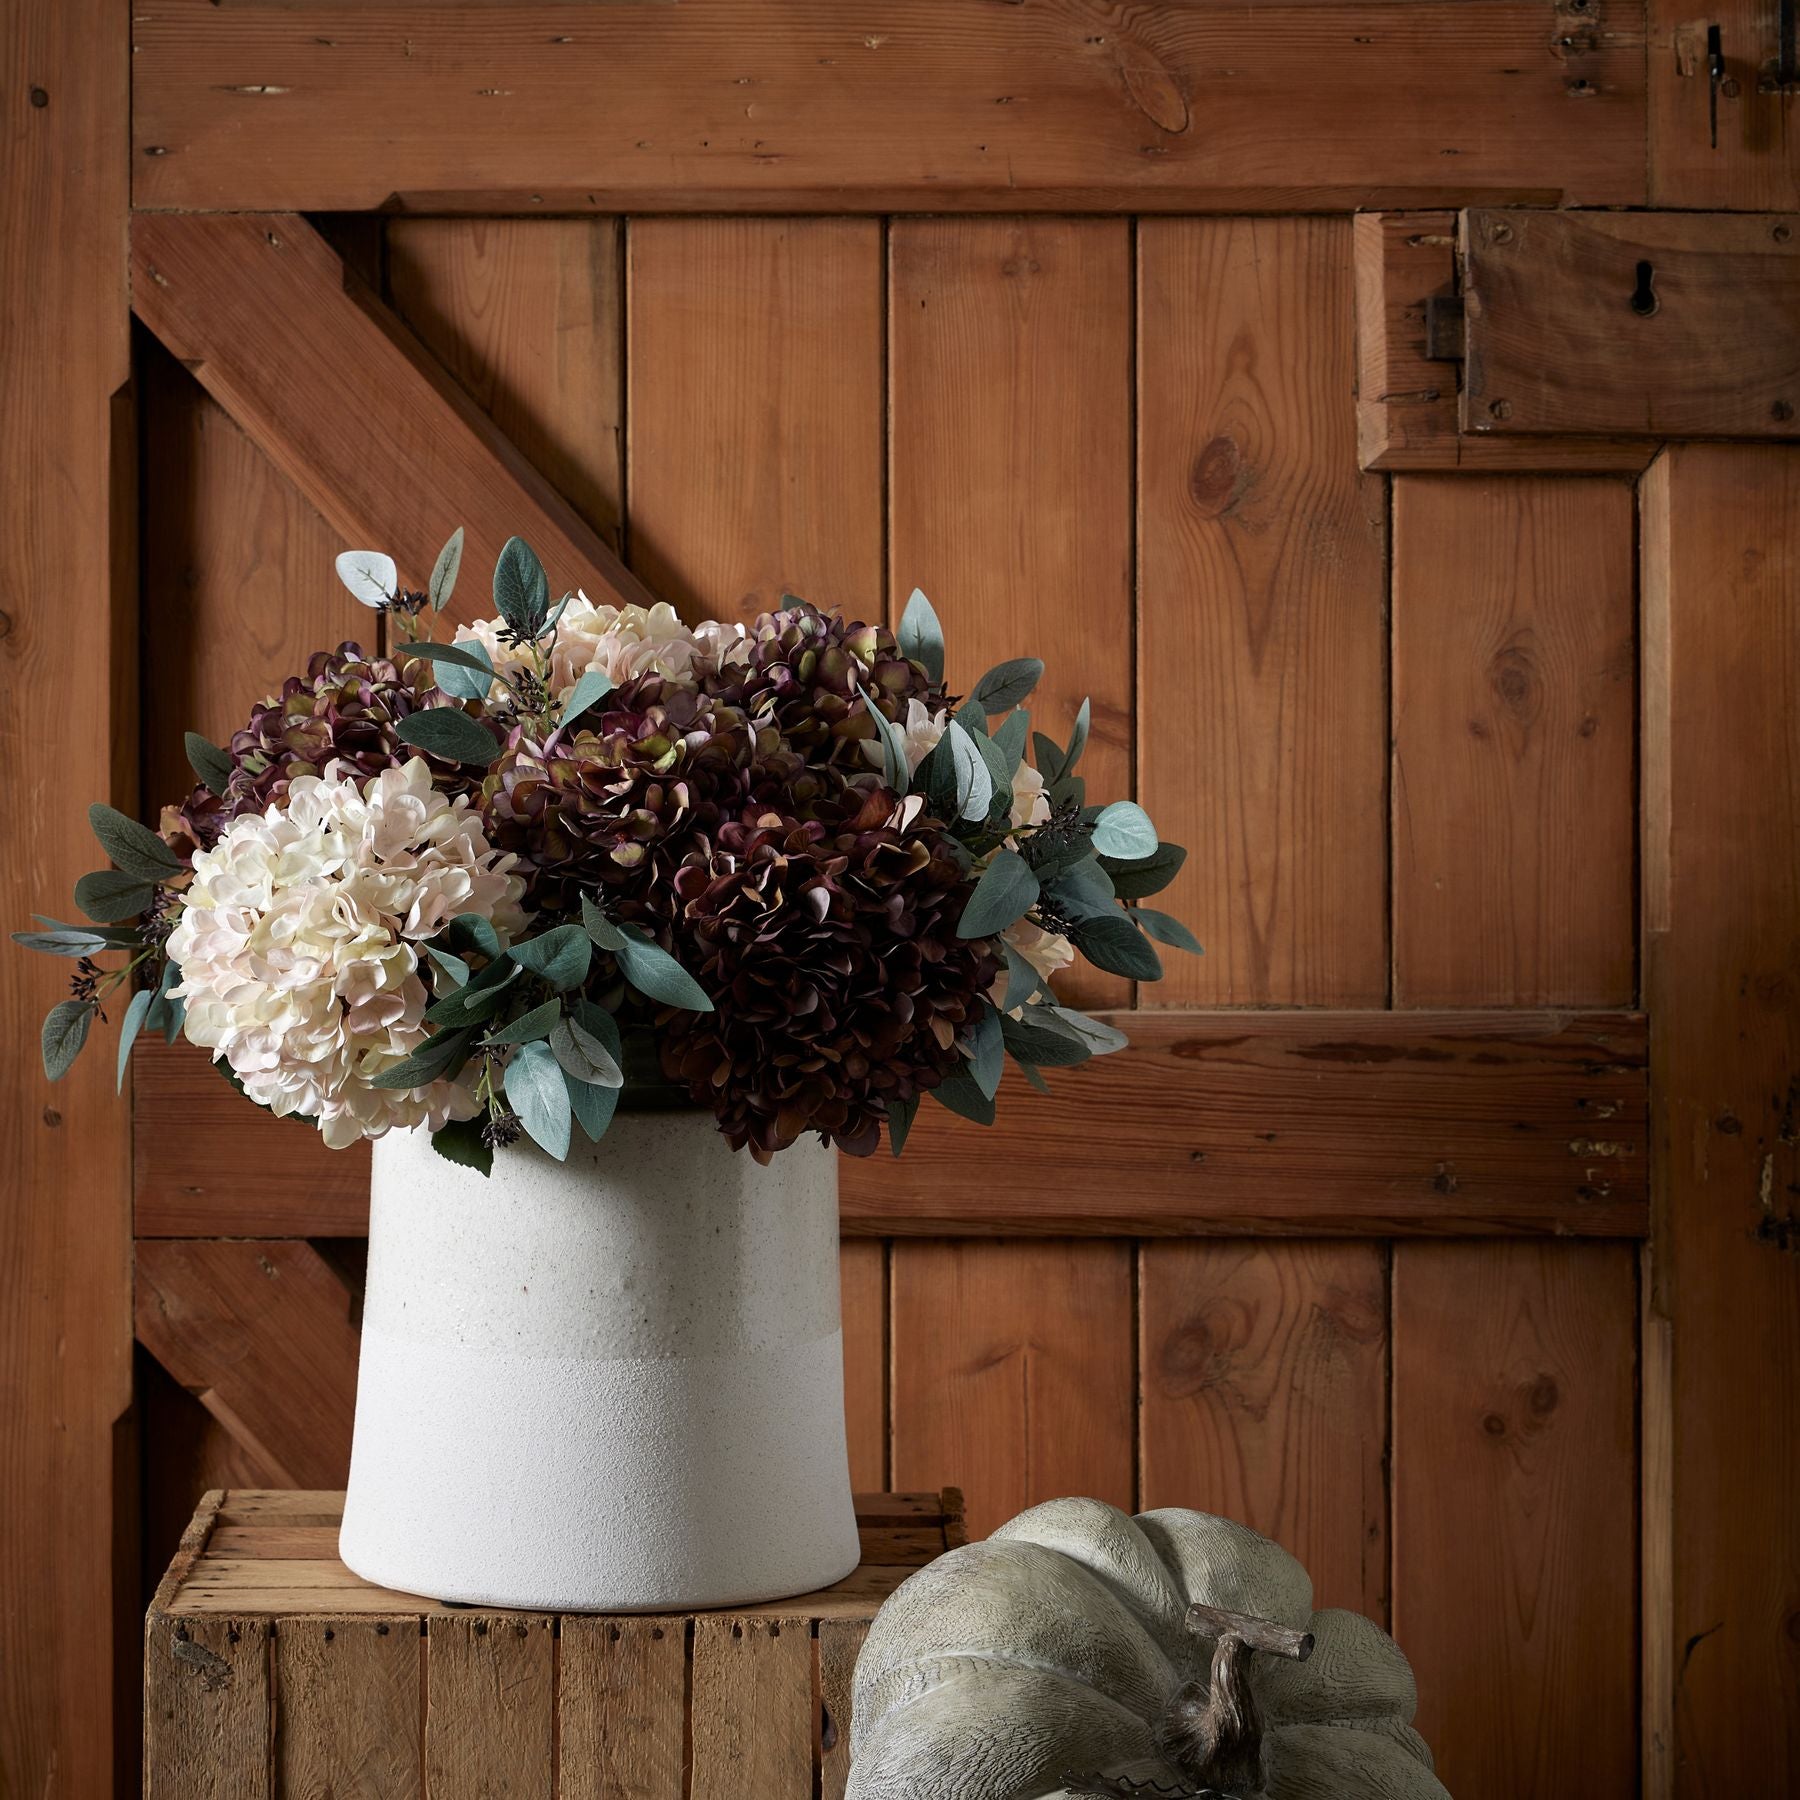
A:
[[847, 1497, 1450, 1800]]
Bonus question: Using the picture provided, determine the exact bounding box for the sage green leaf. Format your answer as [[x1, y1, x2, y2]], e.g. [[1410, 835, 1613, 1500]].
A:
[[1017, 1060, 1051, 1095], [508, 924, 591, 992], [88, 802, 184, 881], [13, 926, 112, 958], [1044, 1007, 1131, 1056], [866, 696, 910, 795], [571, 997, 624, 1063], [1091, 801, 1158, 860], [493, 535, 551, 641], [41, 999, 95, 1081], [429, 526, 465, 613], [1041, 855, 1117, 922], [74, 869, 154, 924], [946, 720, 993, 823], [1064, 696, 1091, 773], [406, 639, 495, 702], [958, 847, 1039, 939], [615, 927, 713, 1013], [1134, 908, 1203, 955], [550, 1016, 625, 1089], [991, 706, 1030, 770], [484, 998, 563, 1046], [973, 729, 1014, 819], [424, 944, 470, 989], [395, 706, 501, 767], [336, 548, 397, 609], [370, 1026, 475, 1090], [929, 1062, 996, 1126], [1098, 841, 1188, 899], [1033, 731, 1068, 784], [1072, 911, 1164, 982], [898, 586, 945, 684], [579, 892, 625, 952], [424, 962, 518, 1026], [431, 1116, 493, 1176], [1000, 941, 1046, 1013], [561, 668, 616, 727], [566, 1070, 620, 1143], [969, 1003, 1004, 1101], [1000, 1012, 1091, 1069], [505, 1040, 572, 1161], [971, 657, 1044, 714], [887, 1095, 919, 1158], [447, 913, 503, 960], [115, 987, 152, 1092], [184, 732, 235, 797]]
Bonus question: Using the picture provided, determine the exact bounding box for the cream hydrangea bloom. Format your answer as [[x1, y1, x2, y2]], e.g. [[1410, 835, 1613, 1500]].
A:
[[867, 698, 1051, 830], [167, 758, 528, 1149]]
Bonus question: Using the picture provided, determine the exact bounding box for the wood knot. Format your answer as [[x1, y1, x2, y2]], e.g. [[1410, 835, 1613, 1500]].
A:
[[1527, 1373, 1560, 1416], [1487, 642, 1542, 726], [1482, 1411, 1508, 1437], [1189, 435, 1251, 517]]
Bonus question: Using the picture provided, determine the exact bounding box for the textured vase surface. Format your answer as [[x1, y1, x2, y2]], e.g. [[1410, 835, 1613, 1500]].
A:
[[339, 1110, 861, 1610]]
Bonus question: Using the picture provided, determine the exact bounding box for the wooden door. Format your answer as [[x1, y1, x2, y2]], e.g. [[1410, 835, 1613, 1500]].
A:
[[6, 5, 1798, 1796]]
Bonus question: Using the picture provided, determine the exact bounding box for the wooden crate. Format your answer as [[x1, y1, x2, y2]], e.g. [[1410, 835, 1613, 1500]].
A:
[[145, 1486, 966, 1798]]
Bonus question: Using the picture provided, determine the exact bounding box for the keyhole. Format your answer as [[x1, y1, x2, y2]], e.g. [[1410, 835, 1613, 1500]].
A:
[[1629, 260, 1659, 317]]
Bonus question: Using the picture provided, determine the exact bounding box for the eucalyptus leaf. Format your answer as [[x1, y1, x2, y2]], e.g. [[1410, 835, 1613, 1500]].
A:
[[74, 869, 154, 924], [1133, 908, 1203, 954], [493, 535, 551, 641], [429, 526, 465, 613], [968, 1003, 1004, 1101], [958, 847, 1039, 939], [395, 705, 501, 767], [369, 1026, 475, 1090], [1017, 1060, 1051, 1095], [566, 1070, 620, 1143], [115, 987, 152, 1093], [431, 1115, 492, 1176], [13, 927, 111, 958], [88, 802, 184, 881], [898, 587, 945, 685], [1041, 854, 1117, 922], [866, 696, 910, 795], [929, 1061, 996, 1126], [1045, 1007, 1131, 1056], [561, 667, 616, 727], [991, 706, 1030, 770], [550, 1016, 625, 1089], [505, 1039, 572, 1161], [615, 928, 713, 1013], [336, 549, 397, 609], [41, 999, 95, 1081], [424, 944, 471, 990], [887, 1095, 919, 1158], [484, 998, 563, 1046], [971, 657, 1044, 714], [447, 913, 503, 960], [424, 962, 518, 1027], [1091, 800, 1158, 860], [405, 640, 495, 702], [1072, 911, 1164, 982], [1033, 731, 1068, 785], [571, 998, 625, 1064], [1000, 942, 1047, 1014], [184, 732, 235, 797], [579, 893, 625, 952], [1097, 841, 1188, 900], [945, 719, 993, 824], [1000, 1012, 1091, 1069], [1064, 696, 1091, 773], [508, 924, 591, 992]]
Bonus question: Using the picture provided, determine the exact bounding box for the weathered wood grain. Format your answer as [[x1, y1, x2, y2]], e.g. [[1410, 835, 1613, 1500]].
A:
[[840, 1239, 888, 1493], [1138, 1241, 1389, 1621], [1391, 1241, 1638, 1799], [1138, 217, 1387, 1007], [690, 1616, 814, 1799], [627, 218, 883, 625], [143, 1615, 272, 1800], [275, 1617, 422, 1800], [1352, 212, 1655, 474], [889, 216, 1134, 1010], [560, 1617, 688, 1800], [891, 1240, 1134, 1540], [1642, 445, 1800, 1796], [131, 211, 652, 618], [1461, 210, 1800, 440], [1392, 475, 1637, 1007], [425, 1615, 555, 1799], [819, 1618, 869, 1800], [134, 1240, 360, 1488], [130, 1, 1648, 213], [1, 0, 132, 1791], [388, 217, 625, 557]]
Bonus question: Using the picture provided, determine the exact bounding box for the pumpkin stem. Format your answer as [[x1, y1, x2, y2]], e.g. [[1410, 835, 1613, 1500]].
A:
[[1154, 1604, 1315, 1798]]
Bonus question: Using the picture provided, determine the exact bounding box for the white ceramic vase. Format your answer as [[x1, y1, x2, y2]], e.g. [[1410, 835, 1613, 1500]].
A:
[[338, 1108, 862, 1611]]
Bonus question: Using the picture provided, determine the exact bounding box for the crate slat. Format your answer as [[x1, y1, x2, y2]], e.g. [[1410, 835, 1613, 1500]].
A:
[[426, 1615, 556, 1798], [560, 1617, 688, 1800], [273, 1617, 421, 1799], [143, 1615, 272, 1800], [690, 1616, 815, 1798]]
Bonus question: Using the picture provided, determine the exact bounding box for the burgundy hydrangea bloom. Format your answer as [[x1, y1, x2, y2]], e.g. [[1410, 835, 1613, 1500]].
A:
[[702, 604, 942, 768], [659, 796, 997, 1162], [161, 643, 499, 855]]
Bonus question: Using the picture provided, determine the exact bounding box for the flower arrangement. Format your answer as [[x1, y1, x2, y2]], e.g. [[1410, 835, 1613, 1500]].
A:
[[17, 534, 1198, 1169]]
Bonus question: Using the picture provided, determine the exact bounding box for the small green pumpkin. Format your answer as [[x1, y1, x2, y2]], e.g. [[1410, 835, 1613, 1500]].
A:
[[848, 1497, 1449, 1800]]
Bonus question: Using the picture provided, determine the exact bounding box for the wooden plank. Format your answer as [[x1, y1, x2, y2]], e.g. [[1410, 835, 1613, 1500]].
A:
[[840, 1239, 888, 1494], [424, 1615, 555, 1799], [891, 1240, 1134, 1540], [1462, 210, 1800, 440], [1, 0, 132, 1791], [135, 1039, 367, 1236], [845, 1010, 1648, 1236], [1641, 445, 1800, 1796], [560, 1617, 687, 1800], [888, 216, 1133, 1010], [1391, 1241, 1638, 1799], [818, 1619, 868, 1800], [131, 210, 654, 625], [274, 1617, 422, 1800], [1649, 0, 1800, 209], [1138, 1241, 1388, 1621], [626, 218, 882, 626], [134, 1240, 359, 1488], [130, 0, 1648, 213], [1392, 475, 1637, 1007], [1138, 217, 1387, 1007], [143, 1615, 272, 1800], [1352, 212, 1655, 474], [689, 1616, 814, 1800], [387, 217, 625, 551]]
